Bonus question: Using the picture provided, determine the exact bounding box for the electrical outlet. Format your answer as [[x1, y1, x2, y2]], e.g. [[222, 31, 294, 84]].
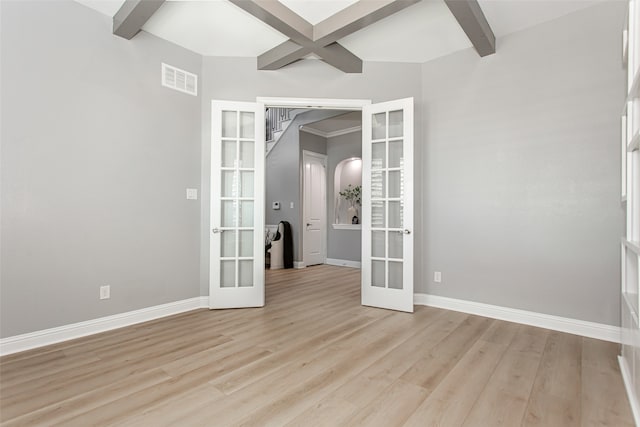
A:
[[100, 285, 110, 300], [434, 271, 442, 283], [290, 202, 294, 209]]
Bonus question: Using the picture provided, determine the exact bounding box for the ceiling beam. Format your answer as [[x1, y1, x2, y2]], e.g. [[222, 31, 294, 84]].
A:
[[231, 0, 418, 73], [258, 40, 311, 70], [314, 42, 363, 73], [113, 0, 166, 40], [231, 0, 361, 72], [258, 40, 362, 73], [444, 0, 495, 57]]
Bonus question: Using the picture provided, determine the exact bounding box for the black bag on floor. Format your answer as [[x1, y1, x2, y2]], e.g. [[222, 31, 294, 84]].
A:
[[280, 221, 293, 269]]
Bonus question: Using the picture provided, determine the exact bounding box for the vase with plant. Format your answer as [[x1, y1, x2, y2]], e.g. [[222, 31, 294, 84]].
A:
[[339, 184, 361, 224]]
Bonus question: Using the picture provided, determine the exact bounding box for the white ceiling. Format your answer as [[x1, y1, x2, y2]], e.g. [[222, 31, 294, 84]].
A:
[[76, 0, 603, 63], [279, 0, 359, 25]]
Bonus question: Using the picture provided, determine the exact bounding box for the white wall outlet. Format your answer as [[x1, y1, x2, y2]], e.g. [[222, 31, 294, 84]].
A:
[[290, 202, 294, 209], [186, 188, 198, 200], [434, 271, 442, 283], [100, 285, 110, 300]]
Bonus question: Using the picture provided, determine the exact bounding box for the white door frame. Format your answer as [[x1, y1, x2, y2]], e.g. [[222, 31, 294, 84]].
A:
[[257, 97, 371, 111], [302, 150, 328, 267]]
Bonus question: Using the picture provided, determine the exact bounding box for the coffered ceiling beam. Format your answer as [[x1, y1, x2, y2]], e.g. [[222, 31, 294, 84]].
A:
[[258, 41, 311, 70], [113, 0, 165, 40], [314, 42, 363, 73], [444, 0, 495, 57], [231, 0, 418, 73], [258, 40, 362, 73]]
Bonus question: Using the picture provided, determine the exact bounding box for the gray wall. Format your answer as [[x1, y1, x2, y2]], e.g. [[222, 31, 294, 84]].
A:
[[327, 131, 362, 262], [264, 120, 300, 253], [1, 0, 624, 338], [420, 1, 626, 325], [0, 1, 202, 337], [299, 131, 327, 156], [200, 59, 423, 294]]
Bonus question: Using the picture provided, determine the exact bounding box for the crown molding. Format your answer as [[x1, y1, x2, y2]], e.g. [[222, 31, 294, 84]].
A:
[[300, 125, 362, 139]]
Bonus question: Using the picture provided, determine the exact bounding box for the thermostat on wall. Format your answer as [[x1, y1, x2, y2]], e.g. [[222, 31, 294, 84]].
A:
[[272, 201, 280, 210]]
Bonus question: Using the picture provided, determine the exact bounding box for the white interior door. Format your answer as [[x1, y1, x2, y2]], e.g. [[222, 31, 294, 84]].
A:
[[362, 98, 414, 312], [210, 101, 265, 309], [303, 150, 327, 267]]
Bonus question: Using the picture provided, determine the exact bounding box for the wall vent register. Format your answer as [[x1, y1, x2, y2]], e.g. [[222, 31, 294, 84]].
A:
[[161, 63, 197, 96]]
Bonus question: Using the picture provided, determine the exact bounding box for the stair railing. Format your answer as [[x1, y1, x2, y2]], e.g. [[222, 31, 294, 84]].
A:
[[265, 108, 291, 142]]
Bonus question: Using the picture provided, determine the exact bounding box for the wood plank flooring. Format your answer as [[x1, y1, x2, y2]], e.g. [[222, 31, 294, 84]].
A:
[[0, 265, 634, 426]]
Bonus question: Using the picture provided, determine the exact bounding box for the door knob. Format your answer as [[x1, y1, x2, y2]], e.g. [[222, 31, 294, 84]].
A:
[[307, 223, 312, 227], [212, 228, 224, 233], [397, 229, 411, 234]]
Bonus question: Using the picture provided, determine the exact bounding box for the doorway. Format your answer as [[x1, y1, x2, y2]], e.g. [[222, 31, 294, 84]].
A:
[[263, 103, 365, 271], [209, 97, 415, 313], [296, 110, 362, 268]]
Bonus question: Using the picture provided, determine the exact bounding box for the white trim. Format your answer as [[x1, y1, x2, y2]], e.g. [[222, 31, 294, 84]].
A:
[[327, 126, 362, 139], [294, 261, 306, 269], [332, 224, 362, 230], [619, 356, 640, 425], [299, 126, 326, 138], [257, 97, 370, 110], [414, 293, 621, 343], [0, 297, 208, 356], [300, 125, 362, 139], [623, 237, 640, 256], [326, 258, 361, 268]]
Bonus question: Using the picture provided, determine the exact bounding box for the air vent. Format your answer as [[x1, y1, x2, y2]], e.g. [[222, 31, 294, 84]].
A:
[[161, 63, 197, 96]]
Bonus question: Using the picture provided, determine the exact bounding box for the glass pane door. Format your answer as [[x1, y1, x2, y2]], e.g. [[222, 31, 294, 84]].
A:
[[210, 101, 264, 308], [362, 98, 414, 312]]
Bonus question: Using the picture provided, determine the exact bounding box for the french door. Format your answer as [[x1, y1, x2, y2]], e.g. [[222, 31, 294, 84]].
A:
[[361, 98, 414, 312], [208, 97, 412, 312], [209, 101, 265, 309]]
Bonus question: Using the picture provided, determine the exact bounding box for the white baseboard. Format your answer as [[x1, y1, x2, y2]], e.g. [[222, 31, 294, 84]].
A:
[[326, 258, 361, 268], [0, 297, 208, 356], [414, 293, 621, 343], [2, 291, 621, 357], [619, 356, 640, 425], [294, 261, 306, 269]]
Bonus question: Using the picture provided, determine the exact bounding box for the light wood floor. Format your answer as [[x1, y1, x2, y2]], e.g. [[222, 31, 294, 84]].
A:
[[0, 265, 634, 426]]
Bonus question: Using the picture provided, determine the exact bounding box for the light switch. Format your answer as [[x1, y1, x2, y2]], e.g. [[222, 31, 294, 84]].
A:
[[290, 202, 294, 209], [186, 188, 198, 200]]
